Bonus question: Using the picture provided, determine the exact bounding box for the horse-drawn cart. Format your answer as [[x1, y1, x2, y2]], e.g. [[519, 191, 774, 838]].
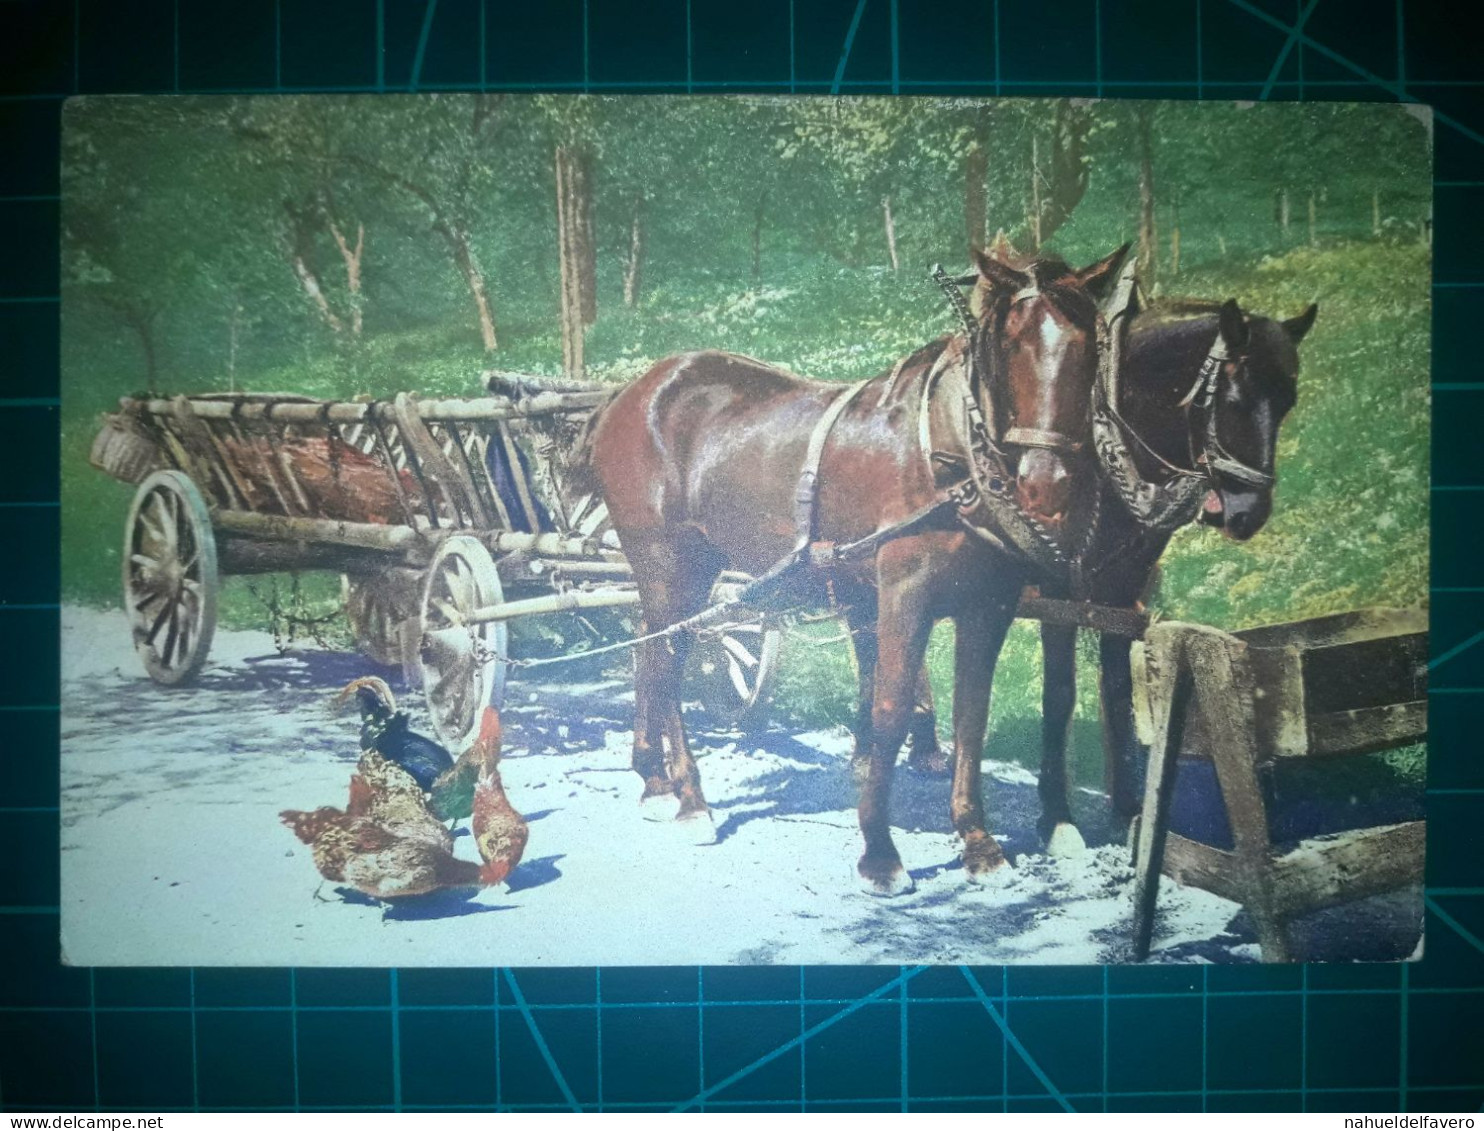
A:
[[89, 376, 783, 753]]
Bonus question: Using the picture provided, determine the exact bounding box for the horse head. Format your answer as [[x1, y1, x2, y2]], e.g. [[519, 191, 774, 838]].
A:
[[970, 240, 1131, 533], [1195, 298, 1317, 541]]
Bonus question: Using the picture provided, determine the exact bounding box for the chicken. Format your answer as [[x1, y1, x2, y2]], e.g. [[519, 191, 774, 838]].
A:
[[346, 749, 452, 852], [333, 677, 454, 791], [279, 806, 489, 900], [282, 704, 526, 900], [467, 707, 529, 886]]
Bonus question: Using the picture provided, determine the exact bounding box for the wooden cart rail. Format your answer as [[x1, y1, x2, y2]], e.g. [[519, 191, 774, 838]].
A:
[[123, 390, 608, 423]]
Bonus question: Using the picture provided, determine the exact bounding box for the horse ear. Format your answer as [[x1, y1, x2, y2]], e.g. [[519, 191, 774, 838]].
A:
[[971, 246, 1030, 293], [1282, 303, 1318, 343], [1072, 243, 1132, 300], [1219, 298, 1250, 350]]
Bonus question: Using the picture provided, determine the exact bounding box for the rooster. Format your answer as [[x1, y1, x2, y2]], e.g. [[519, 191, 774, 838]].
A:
[[281, 706, 527, 899], [333, 677, 453, 791]]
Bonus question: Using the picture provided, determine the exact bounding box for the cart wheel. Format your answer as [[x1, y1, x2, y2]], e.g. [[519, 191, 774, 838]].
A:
[[342, 569, 419, 667], [691, 602, 783, 729], [123, 470, 219, 686], [415, 535, 506, 755]]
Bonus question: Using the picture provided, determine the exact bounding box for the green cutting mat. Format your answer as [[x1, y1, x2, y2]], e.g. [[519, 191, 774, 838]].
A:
[[2, 0, 1481, 1112]]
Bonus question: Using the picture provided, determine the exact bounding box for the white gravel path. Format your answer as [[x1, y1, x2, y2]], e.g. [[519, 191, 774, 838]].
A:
[[59, 606, 1415, 967]]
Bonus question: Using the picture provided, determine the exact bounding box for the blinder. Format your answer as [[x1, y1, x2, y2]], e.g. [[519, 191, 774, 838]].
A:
[[1179, 332, 1276, 492]]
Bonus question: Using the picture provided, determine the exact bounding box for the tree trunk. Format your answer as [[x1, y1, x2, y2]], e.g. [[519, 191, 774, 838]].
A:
[[883, 194, 900, 272], [1217, 233, 1228, 258], [122, 306, 159, 385], [291, 255, 344, 333], [228, 299, 241, 392], [623, 191, 645, 307], [751, 191, 767, 287], [964, 142, 987, 255], [1280, 187, 1291, 236], [329, 220, 365, 336], [1029, 133, 1043, 251], [1308, 189, 1318, 248], [1373, 188, 1382, 237], [575, 149, 597, 326], [283, 198, 344, 333], [1169, 191, 1181, 277], [1423, 203, 1433, 247], [555, 146, 585, 381], [442, 225, 497, 352], [1136, 105, 1157, 290]]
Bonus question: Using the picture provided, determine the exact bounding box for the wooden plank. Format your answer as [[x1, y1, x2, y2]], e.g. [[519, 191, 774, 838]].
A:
[[1303, 700, 1428, 758], [1015, 597, 1148, 638], [1269, 821, 1425, 920], [392, 392, 490, 528], [1162, 833, 1247, 904]]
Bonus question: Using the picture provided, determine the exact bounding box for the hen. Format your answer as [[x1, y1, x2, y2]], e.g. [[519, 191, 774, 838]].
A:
[[279, 806, 489, 899], [281, 705, 527, 899], [467, 707, 529, 886], [333, 676, 453, 791]]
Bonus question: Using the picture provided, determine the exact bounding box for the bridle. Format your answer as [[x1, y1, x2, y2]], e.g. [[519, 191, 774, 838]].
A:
[[1176, 334, 1276, 492], [934, 268, 1092, 459], [1090, 266, 1278, 533], [928, 263, 1104, 576]]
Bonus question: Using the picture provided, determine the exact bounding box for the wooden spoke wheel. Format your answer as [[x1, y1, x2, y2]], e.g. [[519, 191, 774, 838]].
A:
[[690, 595, 783, 728], [414, 535, 506, 755], [122, 470, 219, 686], [342, 568, 420, 667]]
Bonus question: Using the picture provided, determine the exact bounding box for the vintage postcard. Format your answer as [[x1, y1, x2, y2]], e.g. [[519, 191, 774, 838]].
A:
[[60, 95, 1429, 965]]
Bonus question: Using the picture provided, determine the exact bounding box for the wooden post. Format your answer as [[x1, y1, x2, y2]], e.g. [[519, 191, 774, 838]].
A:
[[1130, 625, 1193, 961]]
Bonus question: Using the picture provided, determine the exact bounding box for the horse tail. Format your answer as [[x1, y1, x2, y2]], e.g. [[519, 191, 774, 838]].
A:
[[560, 390, 617, 514]]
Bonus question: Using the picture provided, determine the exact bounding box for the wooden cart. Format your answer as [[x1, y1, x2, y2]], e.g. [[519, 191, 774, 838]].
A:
[[89, 382, 783, 753]]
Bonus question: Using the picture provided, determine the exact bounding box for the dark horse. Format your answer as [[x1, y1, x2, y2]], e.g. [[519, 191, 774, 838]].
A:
[[570, 243, 1129, 894], [908, 292, 1318, 842]]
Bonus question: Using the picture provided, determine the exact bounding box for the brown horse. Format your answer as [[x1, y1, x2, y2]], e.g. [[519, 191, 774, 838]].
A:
[[570, 242, 1129, 895], [905, 293, 1317, 841]]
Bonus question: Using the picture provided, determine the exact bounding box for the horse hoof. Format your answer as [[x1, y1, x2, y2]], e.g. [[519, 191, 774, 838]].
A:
[[962, 836, 1010, 883], [1047, 822, 1087, 859], [858, 860, 915, 897], [965, 857, 1014, 887], [639, 791, 681, 823], [907, 749, 952, 778], [675, 809, 718, 846]]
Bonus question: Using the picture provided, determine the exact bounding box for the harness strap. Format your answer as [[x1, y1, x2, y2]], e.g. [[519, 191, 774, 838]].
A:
[[792, 378, 875, 554]]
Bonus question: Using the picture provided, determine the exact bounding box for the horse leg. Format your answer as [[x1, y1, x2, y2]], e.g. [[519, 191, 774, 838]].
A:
[[843, 599, 879, 785], [949, 602, 1015, 883], [856, 586, 932, 896], [904, 665, 949, 776], [1039, 623, 1087, 857], [1100, 632, 1142, 822], [625, 532, 722, 836]]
